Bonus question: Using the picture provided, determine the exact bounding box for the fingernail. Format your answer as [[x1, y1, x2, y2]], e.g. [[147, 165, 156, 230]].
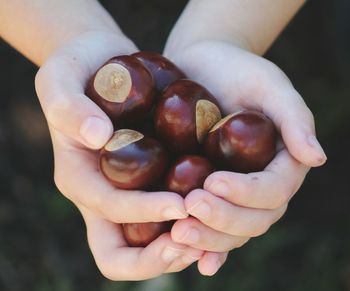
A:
[[179, 228, 200, 244], [187, 201, 211, 219], [80, 116, 111, 149], [307, 135, 327, 163], [214, 259, 222, 274], [162, 207, 188, 220], [211, 182, 231, 197], [161, 247, 183, 264], [205, 260, 221, 276]]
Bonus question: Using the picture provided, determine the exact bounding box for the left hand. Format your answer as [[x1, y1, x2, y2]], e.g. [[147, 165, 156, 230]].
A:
[[35, 31, 203, 280], [164, 40, 327, 276]]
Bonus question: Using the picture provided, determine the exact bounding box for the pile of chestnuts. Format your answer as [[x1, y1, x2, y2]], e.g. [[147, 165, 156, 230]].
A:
[[86, 51, 278, 247]]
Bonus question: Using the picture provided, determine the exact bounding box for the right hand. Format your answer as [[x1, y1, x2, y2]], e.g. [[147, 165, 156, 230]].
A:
[[164, 40, 327, 276], [35, 31, 203, 281]]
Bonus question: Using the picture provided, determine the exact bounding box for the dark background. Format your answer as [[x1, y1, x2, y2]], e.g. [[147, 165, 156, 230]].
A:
[[0, 0, 349, 290]]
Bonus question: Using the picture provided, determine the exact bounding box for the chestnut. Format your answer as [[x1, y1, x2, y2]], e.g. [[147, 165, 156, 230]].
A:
[[165, 155, 214, 197], [132, 51, 186, 93], [203, 110, 277, 173], [123, 221, 172, 247], [99, 129, 168, 190], [154, 79, 222, 153], [85, 55, 155, 125]]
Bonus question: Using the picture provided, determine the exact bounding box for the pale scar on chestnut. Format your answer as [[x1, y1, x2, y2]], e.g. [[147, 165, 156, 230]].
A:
[[210, 110, 245, 132], [104, 129, 144, 151], [196, 99, 221, 142], [94, 63, 132, 103]]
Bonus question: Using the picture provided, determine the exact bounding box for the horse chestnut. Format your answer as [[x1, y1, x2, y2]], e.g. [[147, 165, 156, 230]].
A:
[[123, 222, 172, 247], [132, 51, 186, 94], [165, 155, 214, 197], [203, 110, 277, 173], [154, 79, 222, 153], [86, 55, 155, 125], [99, 129, 168, 190]]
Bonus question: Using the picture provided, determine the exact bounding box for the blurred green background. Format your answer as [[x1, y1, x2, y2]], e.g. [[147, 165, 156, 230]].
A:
[[0, 0, 349, 290]]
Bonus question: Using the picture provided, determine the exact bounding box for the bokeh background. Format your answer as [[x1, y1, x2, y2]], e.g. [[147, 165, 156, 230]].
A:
[[0, 0, 349, 290]]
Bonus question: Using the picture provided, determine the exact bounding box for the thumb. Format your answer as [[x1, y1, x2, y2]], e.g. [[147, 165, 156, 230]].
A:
[[263, 87, 327, 167], [35, 57, 113, 149]]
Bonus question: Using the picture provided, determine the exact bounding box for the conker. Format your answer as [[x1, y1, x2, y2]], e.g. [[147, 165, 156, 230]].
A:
[[122, 221, 172, 247], [203, 110, 277, 173], [132, 51, 186, 93], [165, 155, 214, 197], [154, 79, 222, 153], [99, 129, 168, 190], [86, 55, 155, 125]]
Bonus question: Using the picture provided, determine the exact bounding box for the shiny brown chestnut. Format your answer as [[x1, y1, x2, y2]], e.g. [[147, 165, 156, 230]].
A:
[[123, 221, 172, 247], [85, 55, 155, 125], [132, 51, 186, 94], [203, 110, 277, 173], [154, 79, 222, 153], [99, 129, 168, 190], [165, 155, 214, 198]]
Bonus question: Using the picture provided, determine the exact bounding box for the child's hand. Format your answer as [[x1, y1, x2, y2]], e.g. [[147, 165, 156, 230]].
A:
[[35, 31, 203, 280], [164, 40, 327, 275]]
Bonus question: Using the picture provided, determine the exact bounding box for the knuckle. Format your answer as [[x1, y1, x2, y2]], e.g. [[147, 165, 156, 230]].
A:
[[90, 191, 124, 223], [270, 190, 291, 209], [273, 205, 288, 224], [235, 238, 250, 249], [236, 238, 249, 248], [44, 94, 71, 127], [53, 171, 68, 196], [250, 223, 271, 237], [95, 254, 142, 281], [90, 192, 104, 210], [305, 107, 315, 127], [35, 62, 52, 89], [34, 66, 45, 89], [97, 262, 118, 281]]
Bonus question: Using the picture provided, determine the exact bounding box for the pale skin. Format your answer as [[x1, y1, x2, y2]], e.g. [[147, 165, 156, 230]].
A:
[[0, 0, 326, 280]]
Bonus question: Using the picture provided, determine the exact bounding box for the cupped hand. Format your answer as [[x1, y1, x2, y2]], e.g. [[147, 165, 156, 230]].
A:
[[35, 31, 203, 280], [164, 40, 327, 276]]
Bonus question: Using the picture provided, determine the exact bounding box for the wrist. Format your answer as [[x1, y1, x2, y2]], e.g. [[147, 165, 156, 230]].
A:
[[165, 0, 305, 57], [0, 0, 127, 65], [42, 30, 137, 75], [39, 27, 126, 65]]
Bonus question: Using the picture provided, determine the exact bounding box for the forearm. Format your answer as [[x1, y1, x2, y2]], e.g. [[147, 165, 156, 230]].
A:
[[166, 0, 305, 55], [0, 0, 123, 65]]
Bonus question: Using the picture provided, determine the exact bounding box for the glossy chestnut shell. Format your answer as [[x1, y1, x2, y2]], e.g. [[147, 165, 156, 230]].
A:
[[165, 155, 214, 197], [85, 55, 155, 125], [123, 221, 172, 247], [203, 110, 277, 173], [154, 79, 222, 153], [132, 51, 186, 93], [99, 129, 168, 190]]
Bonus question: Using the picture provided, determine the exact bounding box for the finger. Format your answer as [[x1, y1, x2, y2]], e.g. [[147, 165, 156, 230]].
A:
[[164, 249, 204, 273], [197, 252, 228, 276], [185, 189, 287, 237], [171, 217, 249, 252], [81, 207, 201, 281], [35, 39, 136, 149], [260, 85, 327, 168], [52, 133, 188, 223], [204, 148, 309, 210]]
